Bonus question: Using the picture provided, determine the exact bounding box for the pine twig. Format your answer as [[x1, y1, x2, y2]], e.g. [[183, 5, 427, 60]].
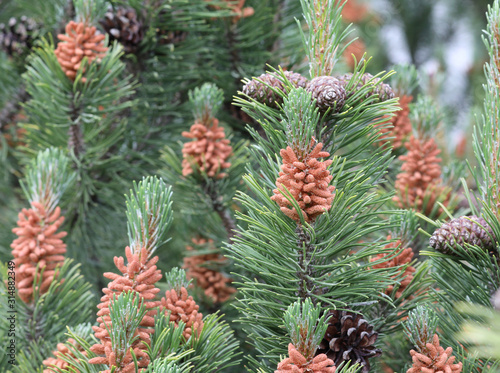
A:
[[0, 85, 28, 130]]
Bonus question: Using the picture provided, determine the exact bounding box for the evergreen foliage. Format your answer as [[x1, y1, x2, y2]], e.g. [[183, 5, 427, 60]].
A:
[[1, 0, 500, 372]]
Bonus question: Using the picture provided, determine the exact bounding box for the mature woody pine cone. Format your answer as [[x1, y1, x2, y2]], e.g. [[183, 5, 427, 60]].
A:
[[99, 7, 144, 54], [0, 16, 39, 56], [306, 76, 347, 113], [337, 73, 394, 102], [317, 310, 381, 373], [429, 215, 495, 255], [242, 71, 308, 108]]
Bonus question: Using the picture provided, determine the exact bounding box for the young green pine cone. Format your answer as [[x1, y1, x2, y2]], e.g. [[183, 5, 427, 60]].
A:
[[429, 215, 495, 255], [242, 71, 308, 108], [306, 76, 347, 113]]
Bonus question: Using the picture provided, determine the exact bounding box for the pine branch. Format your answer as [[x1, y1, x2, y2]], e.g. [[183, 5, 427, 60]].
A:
[[0, 84, 27, 130]]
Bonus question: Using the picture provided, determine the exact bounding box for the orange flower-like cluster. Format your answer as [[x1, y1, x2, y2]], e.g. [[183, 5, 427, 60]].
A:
[[393, 136, 449, 216], [160, 287, 204, 341], [206, 0, 255, 23], [183, 238, 236, 303], [43, 338, 86, 373], [54, 21, 108, 82], [407, 334, 462, 373], [341, 0, 368, 23], [181, 118, 232, 179], [271, 141, 335, 223], [377, 95, 413, 149], [370, 236, 416, 298], [343, 38, 365, 70], [89, 246, 162, 372], [11, 202, 67, 303], [276, 343, 336, 373]]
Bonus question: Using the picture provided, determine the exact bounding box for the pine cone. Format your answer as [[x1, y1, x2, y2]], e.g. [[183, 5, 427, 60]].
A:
[[271, 140, 335, 223], [276, 343, 336, 373], [160, 287, 204, 341], [99, 7, 144, 54], [429, 215, 495, 255], [306, 76, 347, 113], [0, 16, 39, 56], [183, 238, 236, 303], [43, 338, 86, 373], [407, 334, 462, 373], [11, 202, 67, 303], [242, 71, 308, 108], [370, 235, 416, 298], [376, 95, 413, 149], [54, 21, 108, 82], [337, 73, 394, 103], [181, 117, 232, 179], [317, 310, 381, 373]]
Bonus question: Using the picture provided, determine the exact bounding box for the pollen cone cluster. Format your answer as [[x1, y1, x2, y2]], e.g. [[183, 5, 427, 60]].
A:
[[182, 117, 232, 179], [393, 136, 448, 216], [275, 343, 336, 373], [43, 338, 86, 373], [370, 236, 416, 298], [271, 140, 335, 223], [343, 38, 366, 70], [377, 95, 413, 149], [54, 21, 108, 82], [207, 0, 255, 23], [183, 238, 236, 303], [89, 246, 162, 372], [407, 334, 462, 373], [11, 202, 67, 303], [341, 0, 368, 23], [160, 287, 204, 341]]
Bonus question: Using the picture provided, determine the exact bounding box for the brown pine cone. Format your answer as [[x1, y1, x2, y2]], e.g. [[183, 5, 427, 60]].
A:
[[317, 310, 381, 373], [99, 7, 144, 54], [337, 73, 394, 103], [429, 215, 495, 255], [306, 76, 347, 113], [242, 71, 308, 108], [0, 16, 39, 56]]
